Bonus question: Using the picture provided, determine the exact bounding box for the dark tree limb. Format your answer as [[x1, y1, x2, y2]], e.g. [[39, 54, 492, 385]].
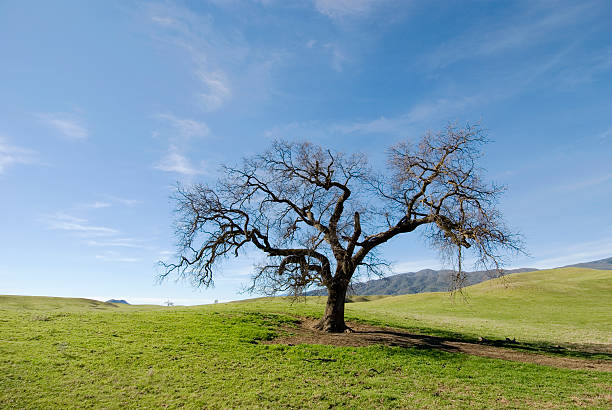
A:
[[161, 124, 524, 332]]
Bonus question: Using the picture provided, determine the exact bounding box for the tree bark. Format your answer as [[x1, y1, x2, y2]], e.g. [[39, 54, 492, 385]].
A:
[[316, 280, 349, 333]]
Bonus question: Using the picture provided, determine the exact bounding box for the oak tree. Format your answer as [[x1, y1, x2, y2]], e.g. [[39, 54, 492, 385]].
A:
[[161, 124, 522, 332]]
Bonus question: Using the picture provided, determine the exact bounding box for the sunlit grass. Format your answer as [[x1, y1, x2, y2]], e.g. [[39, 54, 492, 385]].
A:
[[1, 267, 611, 408]]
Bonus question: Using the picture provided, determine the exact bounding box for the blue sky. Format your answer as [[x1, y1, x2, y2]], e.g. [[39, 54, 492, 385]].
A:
[[1, 0, 611, 305]]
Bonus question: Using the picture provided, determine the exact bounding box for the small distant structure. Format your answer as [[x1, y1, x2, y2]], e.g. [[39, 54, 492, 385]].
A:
[[106, 299, 129, 304], [214, 299, 218, 304], [165, 299, 174, 307]]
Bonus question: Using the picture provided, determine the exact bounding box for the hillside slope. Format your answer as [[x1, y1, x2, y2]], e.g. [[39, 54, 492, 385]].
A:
[[343, 267, 612, 345], [0, 295, 120, 311]]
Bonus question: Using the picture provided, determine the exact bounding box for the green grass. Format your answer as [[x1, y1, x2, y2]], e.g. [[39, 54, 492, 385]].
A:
[[347, 267, 612, 346], [1, 267, 611, 408]]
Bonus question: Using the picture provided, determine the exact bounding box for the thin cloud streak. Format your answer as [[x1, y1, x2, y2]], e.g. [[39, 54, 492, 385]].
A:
[[197, 70, 232, 112], [155, 113, 210, 138], [39, 113, 89, 140], [554, 173, 612, 193], [86, 238, 146, 249], [147, 3, 235, 112], [106, 195, 141, 207], [530, 238, 612, 269], [80, 201, 112, 209], [0, 136, 38, 174], [332, 96, 482, 135], [314, 0, 381, 19], [95, 251, 141, 263], [44, 213, 118, 236], [423, 3, 594, 69]]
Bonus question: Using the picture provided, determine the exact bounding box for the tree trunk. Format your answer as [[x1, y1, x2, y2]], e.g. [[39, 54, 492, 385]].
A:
[[316, 281, 349, 333]]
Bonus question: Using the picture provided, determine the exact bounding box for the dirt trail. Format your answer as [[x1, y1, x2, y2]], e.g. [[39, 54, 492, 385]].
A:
[[265, 319, 612, 372]]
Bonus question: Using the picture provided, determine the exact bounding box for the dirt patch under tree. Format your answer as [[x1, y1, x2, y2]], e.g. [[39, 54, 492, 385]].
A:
[[264, 318, 612, 372]]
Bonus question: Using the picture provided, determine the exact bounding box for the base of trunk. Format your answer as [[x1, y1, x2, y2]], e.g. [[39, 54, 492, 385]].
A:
[[318, 280, 350, 333], [315, 316, 347, 333]]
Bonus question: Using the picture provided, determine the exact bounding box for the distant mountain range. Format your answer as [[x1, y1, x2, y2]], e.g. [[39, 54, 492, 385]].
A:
[[304, 256, 612, 297], [106, 299, 129, 304], [304, 268, 536, 297], [563, 256, 612, 270]]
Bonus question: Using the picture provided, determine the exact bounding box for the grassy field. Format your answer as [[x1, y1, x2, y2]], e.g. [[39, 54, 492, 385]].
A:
[[1, 267, 611, 408]]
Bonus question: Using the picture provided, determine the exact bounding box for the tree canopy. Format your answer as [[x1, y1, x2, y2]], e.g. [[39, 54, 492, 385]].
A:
[[162, 123, 522, 332]]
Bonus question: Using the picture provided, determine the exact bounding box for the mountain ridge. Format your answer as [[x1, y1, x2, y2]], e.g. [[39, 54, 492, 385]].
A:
[[304, 256, 612, 296]]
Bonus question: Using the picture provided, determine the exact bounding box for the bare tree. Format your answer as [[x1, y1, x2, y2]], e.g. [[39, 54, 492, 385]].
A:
[[161, 124, 522, 332]]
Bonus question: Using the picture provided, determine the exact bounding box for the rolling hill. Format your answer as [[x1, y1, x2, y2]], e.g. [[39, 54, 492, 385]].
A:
[[1, 267, 611, 408], [339, 267, 612, 345]]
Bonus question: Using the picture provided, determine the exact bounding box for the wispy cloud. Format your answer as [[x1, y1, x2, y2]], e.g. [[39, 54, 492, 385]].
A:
[[0, 136, 38, 174], [262, 95, 484, 141], [423, 3, 594, 69], [332, 95, 482, 135], [39, 113, 89, 140], [155, 113, 210, 139], [530, 238, 612, 269], [147, 3, 235, 112], [44, 213, 118, 237], [80, 201, 112, 209], [554, 173, 612, 193], [106, 195, 141, 207], [324, 43, 348, 72], [197, 71, 232, 112], [314, 0, 380, 19], [558, 46, 612, 86], [598, 126, 612, 141], [155, 147, 206, 175], [95, 251, 141, 263], [86, 238, 146, 249], [146, 2, 286, 112]]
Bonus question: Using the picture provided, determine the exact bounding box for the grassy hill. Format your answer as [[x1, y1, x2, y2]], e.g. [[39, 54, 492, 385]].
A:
[[235, 267, 612, 347], [346, 267, 612, 346], [1, 267, 611, 408]]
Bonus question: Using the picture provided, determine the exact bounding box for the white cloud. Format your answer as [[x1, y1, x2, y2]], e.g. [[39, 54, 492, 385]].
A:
[[0, 136, 38, 174], [95, 251, 141, 263], [155, 147, 206, 175], [197, 70, 232, 111], [39, 113, 89, 140], [314, 0, 380, 19], [44, 213, 118, 237], [81, 201, 112, 209], [150, 15, 177, 27]]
